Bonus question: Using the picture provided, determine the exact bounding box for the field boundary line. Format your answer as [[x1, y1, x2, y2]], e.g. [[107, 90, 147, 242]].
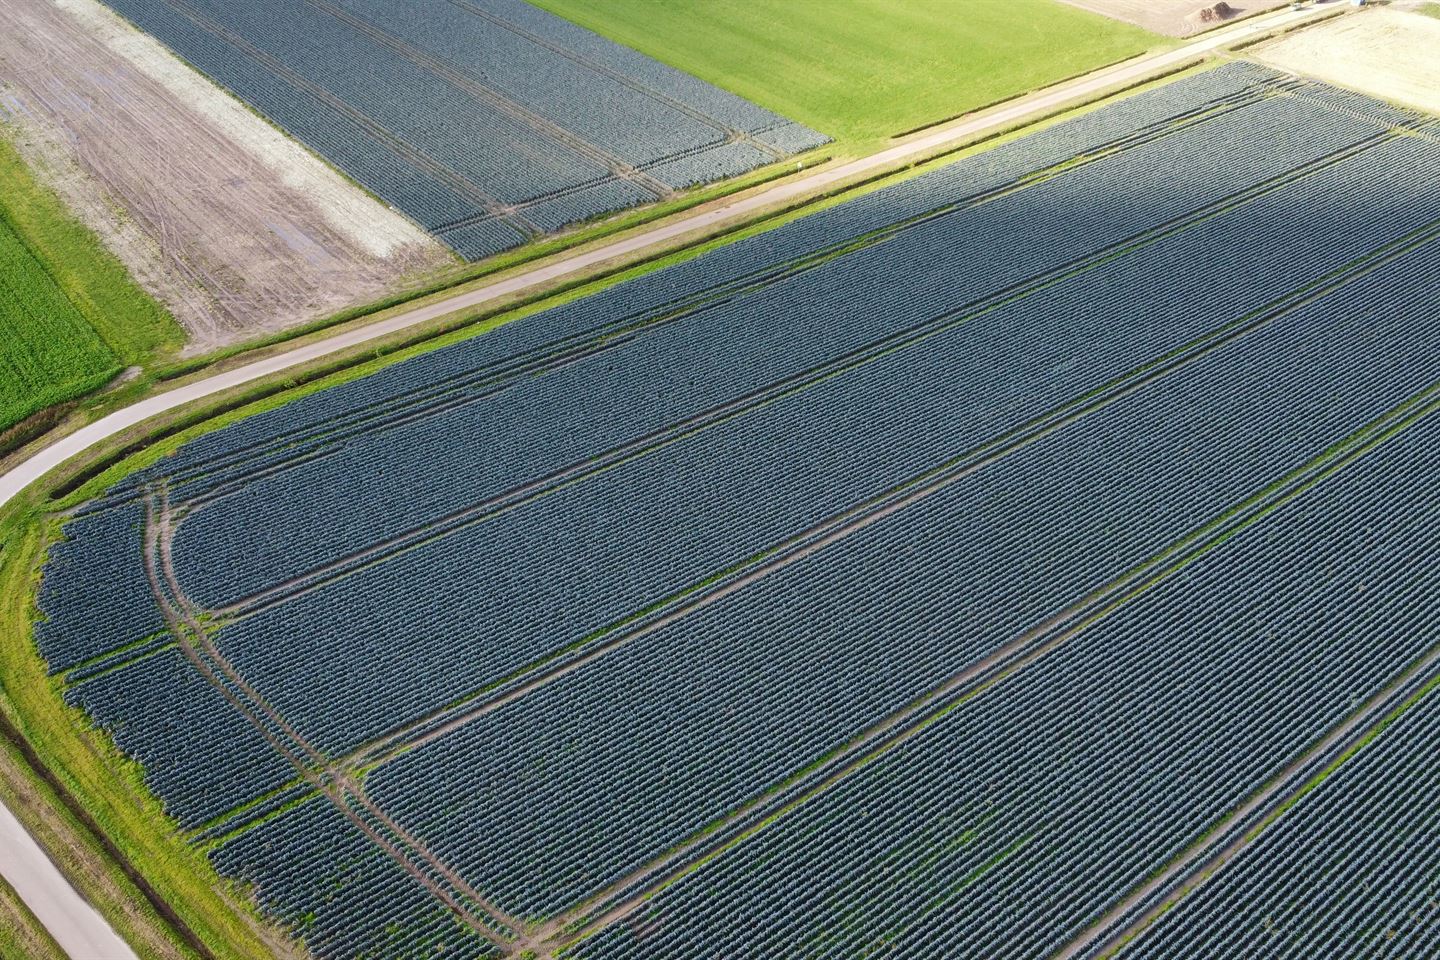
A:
[[301, 0, 675, 200], [442, 0, 787, 161], [151, 0, 540, 238], [95, 80, 1279, 516], [540, 377, 1440, 955], [188, 124, 1406, 619]]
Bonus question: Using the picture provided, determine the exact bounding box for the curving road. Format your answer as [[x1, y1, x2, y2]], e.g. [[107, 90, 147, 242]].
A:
[[0, 4, 1339, 955]]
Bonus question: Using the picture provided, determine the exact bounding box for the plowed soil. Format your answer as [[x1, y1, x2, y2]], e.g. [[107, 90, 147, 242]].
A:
[[1060, 0, 1291, 37], [0, 0, 451, 351]]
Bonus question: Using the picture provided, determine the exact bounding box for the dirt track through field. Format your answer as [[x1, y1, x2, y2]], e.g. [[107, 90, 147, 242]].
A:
[[143, 490, 529, 949], [0, 0, 449, 349]]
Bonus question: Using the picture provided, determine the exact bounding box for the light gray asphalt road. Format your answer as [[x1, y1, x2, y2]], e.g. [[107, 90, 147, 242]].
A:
[[0, 801, 136, 959], [0, 6, 1337, 955]]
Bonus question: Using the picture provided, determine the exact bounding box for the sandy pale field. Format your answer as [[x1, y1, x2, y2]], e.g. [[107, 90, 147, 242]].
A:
[[1252, 7, 1440, 116]]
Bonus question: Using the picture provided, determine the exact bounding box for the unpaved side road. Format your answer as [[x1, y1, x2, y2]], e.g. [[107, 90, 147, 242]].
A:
[[0, 5, 1342, 956]]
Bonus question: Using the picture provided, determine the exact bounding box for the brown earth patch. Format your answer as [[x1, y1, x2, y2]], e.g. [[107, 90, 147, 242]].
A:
[[1060, 0, 1293, 37], [0, 0, 453, 353]]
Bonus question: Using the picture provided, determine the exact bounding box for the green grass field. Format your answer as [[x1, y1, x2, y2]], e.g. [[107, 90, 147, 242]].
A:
[[0, 133, 182, 434], [532, 0, 1165, 150]]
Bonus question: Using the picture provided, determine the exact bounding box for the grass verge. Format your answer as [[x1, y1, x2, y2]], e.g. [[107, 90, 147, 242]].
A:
[[531, 0, 1168, 153], [0, 871, 65, 960], [0, 501, 289, 959]]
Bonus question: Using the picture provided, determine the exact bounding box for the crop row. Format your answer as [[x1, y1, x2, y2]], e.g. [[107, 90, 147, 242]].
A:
[[0, 214, 119, 432], [93, 62, 1282, 509], [101, 0, 825, 257], [168, 91, 1392, 607], [360, 238, 1440, 919], [1127, 684, 1440, 958], [569, 398, 1440, 959], [91, 62, 1278, 502], [212, 796, 498, 960], [66, 648, 294, 828], [81, 178, 1440, 828], [180, 134, 1440, 765], [34, 64, 1290, 683]]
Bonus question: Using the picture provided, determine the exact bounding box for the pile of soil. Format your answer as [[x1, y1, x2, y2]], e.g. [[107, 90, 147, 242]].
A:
[[1197, 2, 1238, 23]]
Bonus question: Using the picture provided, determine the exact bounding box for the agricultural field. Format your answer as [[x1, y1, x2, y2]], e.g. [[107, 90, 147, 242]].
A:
[[100, 0, 829, 261], [1253, 6, 1440, 116], [0, 130, 181, 435], [27, 61, 1440, 959], [0, 0, 448, 349], [531, 0, 1164, 147], [1129, 679, 1440, 956]]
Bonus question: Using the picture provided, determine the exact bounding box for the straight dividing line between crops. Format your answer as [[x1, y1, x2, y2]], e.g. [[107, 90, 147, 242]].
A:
[[56, 628, 176, 686], [440, 0, 785, 162], [139, 489, 528, 949], [87, 211, 1440, 854], [1078, 648, 1440, 960], [84, 78, 1283, 516], [187, 778, 315, 848], [300, 0, 674, 201], [314, 213, 1440, 783], [196, 128, 1411, 625], [152, 0, 539, 238], [186, 105, 1393, 512], [542, 362, 1440, 957]]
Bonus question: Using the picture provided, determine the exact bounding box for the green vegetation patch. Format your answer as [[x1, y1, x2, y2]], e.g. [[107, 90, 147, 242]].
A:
[[0, 133, 182, 432], [531, 0, 1164, 150], [0, 216, 118, 430]]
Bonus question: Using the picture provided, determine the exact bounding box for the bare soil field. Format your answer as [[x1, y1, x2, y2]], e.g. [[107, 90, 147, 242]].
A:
[[0, 0, 451, 352], [1252, 7, 1440, 115], [1061, 0, 1291, 37]]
